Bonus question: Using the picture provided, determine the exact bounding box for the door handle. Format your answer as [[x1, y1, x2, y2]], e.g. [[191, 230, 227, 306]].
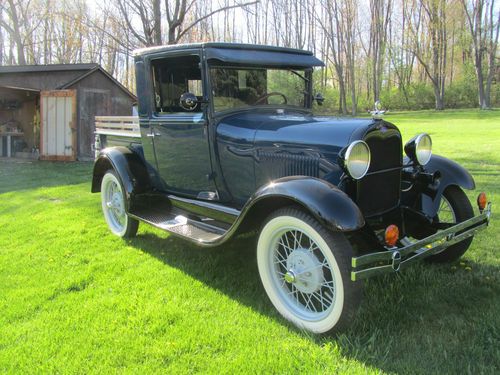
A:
[[146, 132, 161, 138]]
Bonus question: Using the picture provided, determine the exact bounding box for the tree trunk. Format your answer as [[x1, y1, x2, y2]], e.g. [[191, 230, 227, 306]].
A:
[[338, 76, 347, 115], [434, 87, 444, 110], [476, 58, 487, 109], [485, 1, 500, 109], [153, 0, 162, 45], [5, 0, 26, 65]]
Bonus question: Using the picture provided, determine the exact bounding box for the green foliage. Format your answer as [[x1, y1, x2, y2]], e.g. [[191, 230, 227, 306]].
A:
[[492, 80, 500, 107], [403, 84, 435, 110], [445, 80, 478, 109], [1, 110, 499, 373], [317, 80, 493, 114], [445, 67, 478, 109], [314, 85, 341, 114], [379, 87, 410, 110], [313, 65, 499, 114]]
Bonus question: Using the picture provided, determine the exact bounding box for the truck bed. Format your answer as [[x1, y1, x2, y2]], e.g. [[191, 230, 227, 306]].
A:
[[94, 116, 141, 157]]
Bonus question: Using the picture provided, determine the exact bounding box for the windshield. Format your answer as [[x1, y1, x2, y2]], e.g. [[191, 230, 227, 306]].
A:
[[209, 66, 309, 112]]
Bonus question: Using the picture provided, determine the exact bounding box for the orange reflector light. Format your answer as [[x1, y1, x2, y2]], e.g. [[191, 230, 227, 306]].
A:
[[477, 192, 487, 211], [385, 224, 399, 247]]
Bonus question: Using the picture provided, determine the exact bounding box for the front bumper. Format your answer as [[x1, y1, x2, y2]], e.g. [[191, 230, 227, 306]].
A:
[[351, 202, 492, 281]]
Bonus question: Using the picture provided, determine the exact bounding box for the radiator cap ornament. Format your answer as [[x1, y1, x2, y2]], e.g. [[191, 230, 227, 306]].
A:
[[370, 100, 386, 119]]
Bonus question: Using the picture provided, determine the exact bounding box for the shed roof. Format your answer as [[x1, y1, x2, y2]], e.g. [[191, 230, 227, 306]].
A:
[[0, 85, 40, 92], [0, 63, 136, 100], [0, 63, 99, 74]]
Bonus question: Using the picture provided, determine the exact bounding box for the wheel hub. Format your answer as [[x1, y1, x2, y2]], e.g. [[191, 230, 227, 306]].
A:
[[284, 270, 296, 283], [107, 192, 124, 216], [286, 249, 324, 294]]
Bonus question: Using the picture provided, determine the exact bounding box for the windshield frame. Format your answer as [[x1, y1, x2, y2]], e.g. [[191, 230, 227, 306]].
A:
[[207, 64, 314, 115]]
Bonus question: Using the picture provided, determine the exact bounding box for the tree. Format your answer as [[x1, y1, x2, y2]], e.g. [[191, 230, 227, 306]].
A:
[[461, 0, 499, 109], [406, 0, 449, 110], [318, 0, 359, 115], [368, 0, 392, 102], [114, 0, 258, 47], [388, 1, 416, 106], [0, 0, 29, 65], [318, 0, 348, 114]]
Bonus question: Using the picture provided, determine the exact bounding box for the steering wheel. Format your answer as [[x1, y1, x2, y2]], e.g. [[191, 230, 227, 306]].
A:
[[254, 92, 288, 105]]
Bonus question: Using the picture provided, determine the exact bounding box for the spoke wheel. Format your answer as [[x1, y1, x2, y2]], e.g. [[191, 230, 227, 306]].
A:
[[402, 185, 474, 262], [436, 195, 456, 225], [257, 207, 361, 334], [101, 170, 138, 238], [427, 185, 474, 262]]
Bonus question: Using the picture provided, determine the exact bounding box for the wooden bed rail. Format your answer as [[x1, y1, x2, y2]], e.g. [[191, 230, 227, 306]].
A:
[[94, 116, 140, 138]]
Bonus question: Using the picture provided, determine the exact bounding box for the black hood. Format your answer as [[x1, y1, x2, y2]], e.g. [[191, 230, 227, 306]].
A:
[[218, 109, 385, 155]]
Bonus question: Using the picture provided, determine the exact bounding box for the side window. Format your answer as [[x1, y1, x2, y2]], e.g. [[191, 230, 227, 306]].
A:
[[151, 55, 202, 114]]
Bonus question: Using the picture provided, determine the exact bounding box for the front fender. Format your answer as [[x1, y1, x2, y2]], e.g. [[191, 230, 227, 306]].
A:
[[422, 154, 475, 217], [240, 176, 365, 232], [91, 147, 151, 206]]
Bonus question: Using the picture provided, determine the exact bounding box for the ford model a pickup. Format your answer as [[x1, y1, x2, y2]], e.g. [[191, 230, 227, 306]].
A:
[[92, 43, 491, 334]]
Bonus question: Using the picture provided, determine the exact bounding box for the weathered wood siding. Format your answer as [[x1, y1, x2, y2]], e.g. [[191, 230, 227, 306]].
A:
[[0, 65, 136, 160], [68, 70, 135, 159]]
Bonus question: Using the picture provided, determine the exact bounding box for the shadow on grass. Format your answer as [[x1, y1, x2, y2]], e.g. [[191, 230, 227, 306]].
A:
[[129, 232, 499, 374], [465, 168, 500, 180], [0, 160, 93, 194]]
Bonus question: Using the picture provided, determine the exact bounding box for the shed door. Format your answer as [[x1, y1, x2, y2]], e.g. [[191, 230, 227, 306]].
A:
[[40, 90, 76, 161]]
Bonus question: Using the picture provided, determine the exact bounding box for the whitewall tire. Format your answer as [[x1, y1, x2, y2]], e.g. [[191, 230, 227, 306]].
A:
[[100, 170, 138, 238], [257, 207, 361, 334]]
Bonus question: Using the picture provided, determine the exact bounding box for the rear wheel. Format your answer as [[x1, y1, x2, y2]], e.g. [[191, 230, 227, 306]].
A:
[[101, 170, 138, 238], [426, 185, 474, 262], [257, 207, 361, 334]]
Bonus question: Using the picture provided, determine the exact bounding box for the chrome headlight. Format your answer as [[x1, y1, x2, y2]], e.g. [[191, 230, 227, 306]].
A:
[[405, 133, 432, 165], [344, 140, 371, 180]]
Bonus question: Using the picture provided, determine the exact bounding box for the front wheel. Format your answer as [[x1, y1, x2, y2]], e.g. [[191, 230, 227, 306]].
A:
[[257, 207, 361, 334], [426, 185, 474, 263], [100, 170, 138, 238]]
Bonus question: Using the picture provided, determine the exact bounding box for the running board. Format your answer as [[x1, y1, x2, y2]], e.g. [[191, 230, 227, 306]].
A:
[[129, 209, 227, 244]]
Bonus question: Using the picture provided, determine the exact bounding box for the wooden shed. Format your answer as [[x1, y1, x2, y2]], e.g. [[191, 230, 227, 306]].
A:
[[0, 64, 136, 160]]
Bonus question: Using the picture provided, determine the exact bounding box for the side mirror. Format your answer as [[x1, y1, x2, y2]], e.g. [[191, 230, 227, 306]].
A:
[[314, 93, 325, 106], [179, 92, 199, 111]]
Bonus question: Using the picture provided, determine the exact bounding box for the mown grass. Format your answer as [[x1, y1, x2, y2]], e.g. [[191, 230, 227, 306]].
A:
[[0, 109, 499, 374]]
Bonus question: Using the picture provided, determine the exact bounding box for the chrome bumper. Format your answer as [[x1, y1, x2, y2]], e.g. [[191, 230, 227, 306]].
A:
[[351, 203, 492, 281]]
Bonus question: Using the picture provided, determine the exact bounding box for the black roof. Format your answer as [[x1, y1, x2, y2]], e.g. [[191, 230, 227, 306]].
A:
[[135, 42, 315, 56], [134, 42, 324, 67]]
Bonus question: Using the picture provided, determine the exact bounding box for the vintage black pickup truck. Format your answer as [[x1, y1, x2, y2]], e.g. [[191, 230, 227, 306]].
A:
[[92, 42, 491, 334]]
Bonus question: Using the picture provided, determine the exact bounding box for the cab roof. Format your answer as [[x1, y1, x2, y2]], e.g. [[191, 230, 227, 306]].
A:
[[134, 42, 324, 68]]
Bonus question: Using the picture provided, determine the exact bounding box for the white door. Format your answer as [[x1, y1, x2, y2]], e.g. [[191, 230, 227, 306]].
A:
[[40, 90, 76, 161]]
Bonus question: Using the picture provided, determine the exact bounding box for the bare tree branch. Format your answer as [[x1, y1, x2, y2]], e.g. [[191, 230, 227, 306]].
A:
[[176, 1, 259, 42]]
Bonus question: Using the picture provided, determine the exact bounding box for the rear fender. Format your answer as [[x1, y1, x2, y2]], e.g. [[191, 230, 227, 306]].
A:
[[91, 147, 152, 208], [421, 154, 475, 217], [239, 176, 365, 232]]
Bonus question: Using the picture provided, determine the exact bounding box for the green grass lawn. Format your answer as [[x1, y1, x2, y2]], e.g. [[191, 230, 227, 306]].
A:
[[1, 109, 499, 374]]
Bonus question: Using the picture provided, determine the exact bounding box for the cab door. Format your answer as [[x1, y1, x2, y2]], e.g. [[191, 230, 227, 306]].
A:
[[148, 53, 217, 199]]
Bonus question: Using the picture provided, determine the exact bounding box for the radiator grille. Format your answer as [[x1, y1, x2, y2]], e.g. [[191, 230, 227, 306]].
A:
[[356, 126, 402, 216]]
